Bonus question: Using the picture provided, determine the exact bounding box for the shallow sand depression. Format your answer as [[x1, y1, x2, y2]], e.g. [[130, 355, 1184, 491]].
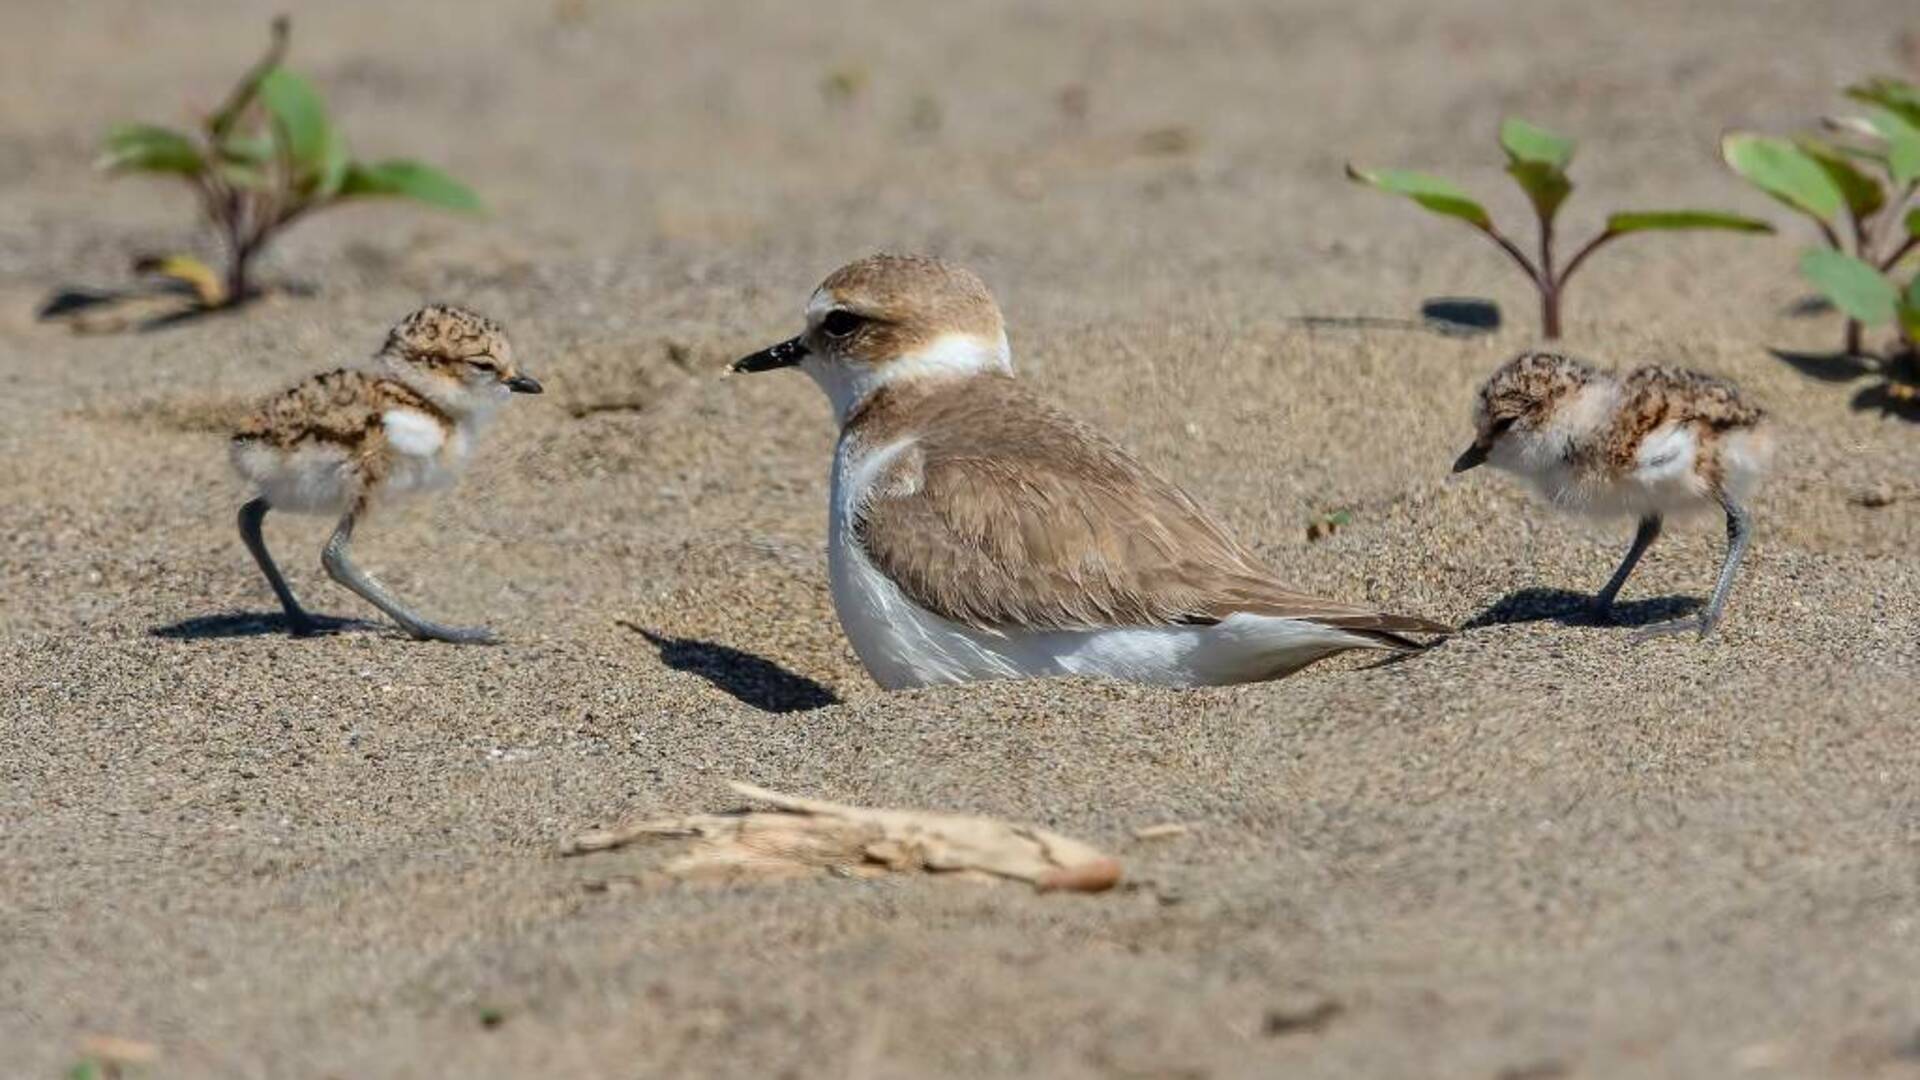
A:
[[3, 0, 1919, 1076]]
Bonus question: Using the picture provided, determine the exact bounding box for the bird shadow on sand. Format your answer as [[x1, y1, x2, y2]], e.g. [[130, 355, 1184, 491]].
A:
[[150, 611, 377, 640], [618, 620, 839, 714], [1464, 588, 1701, 630]]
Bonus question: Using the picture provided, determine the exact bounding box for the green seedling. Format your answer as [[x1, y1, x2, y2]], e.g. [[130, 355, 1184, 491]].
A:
[[1305, 509, 1352, 543], [1723, 75, 1920, 357], [1350, 119, 1773, 339], [96, 16, 479, 308]]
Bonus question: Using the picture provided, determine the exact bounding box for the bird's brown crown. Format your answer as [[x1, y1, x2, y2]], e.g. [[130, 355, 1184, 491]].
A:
[[384, 303, 514, 376], [810, 254, 1005, 364]]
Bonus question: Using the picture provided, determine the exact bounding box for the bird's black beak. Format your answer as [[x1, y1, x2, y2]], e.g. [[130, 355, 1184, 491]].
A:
[[506, 374, 543, 394], [731, 336, 808, 374], [1451, 443, 1488, 473]]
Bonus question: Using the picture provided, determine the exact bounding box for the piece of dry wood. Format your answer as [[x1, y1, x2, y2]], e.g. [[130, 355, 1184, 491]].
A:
[[563, 781, 1121, 893], [76, 1033, 160, 1066], [1130, 822, 1191, 841]]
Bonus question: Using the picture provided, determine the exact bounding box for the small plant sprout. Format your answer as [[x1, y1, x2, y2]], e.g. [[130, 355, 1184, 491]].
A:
[[96, 16, 480, 309], [1349, 119, 1774, 340], [1723, 76, 1920, 358]]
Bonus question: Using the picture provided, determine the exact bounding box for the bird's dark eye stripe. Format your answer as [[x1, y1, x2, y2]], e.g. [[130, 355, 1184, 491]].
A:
[[821, 310, 864, 337], [1489, 416, 1516, 435]]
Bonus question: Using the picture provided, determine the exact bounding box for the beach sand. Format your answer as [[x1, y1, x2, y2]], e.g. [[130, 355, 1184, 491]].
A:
[[3, 0, 1919, 1075]]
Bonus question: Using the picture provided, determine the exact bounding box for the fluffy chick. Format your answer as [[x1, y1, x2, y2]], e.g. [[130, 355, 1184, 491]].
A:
[[1453, 350, 1771, 639], [229, 304, 542, 643]]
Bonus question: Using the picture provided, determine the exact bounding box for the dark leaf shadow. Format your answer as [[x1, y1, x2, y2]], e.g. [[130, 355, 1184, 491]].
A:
[[36, 280, 312, 334], [1419, 296, 1502, 333], [1283, 297, 1501, 339], [151, 611, 375, 640], [618, 621, 839, 714], [1853, 381, 1920, 421], [1767, 348, 1877, 384], [1464, 587, 1700, 630], [1766, 347, 1920, 423]]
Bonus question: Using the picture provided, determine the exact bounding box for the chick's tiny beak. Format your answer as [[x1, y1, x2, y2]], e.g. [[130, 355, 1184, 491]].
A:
[[731, 336, 809, 374], [506, 374, 543, 394], [1451, 442, 1489, 473]]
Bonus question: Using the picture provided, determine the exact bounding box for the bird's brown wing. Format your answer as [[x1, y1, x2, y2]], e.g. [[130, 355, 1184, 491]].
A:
[[850, 379, 1451, 640]]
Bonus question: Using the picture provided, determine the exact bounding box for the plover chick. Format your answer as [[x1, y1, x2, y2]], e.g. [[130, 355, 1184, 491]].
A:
[[731, 253, 1451, 689], [229, 304, 542, 643], [1452, 350, 1771, 640]]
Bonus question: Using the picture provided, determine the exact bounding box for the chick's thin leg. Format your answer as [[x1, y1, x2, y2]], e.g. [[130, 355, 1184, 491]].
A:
[[1592, 515, 1661, 621], [1632, 498, 1750, 643], [321, 504, 496, 645], [239, 497, 322, 636]]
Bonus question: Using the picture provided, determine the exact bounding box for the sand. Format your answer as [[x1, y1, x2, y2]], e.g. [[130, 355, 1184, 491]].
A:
[[4, 0, 1919, 1075]]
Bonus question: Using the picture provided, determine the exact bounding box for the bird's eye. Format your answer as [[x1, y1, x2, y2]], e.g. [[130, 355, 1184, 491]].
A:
[[821, 310, 863, 338], [1488, 416, 1517, 436]]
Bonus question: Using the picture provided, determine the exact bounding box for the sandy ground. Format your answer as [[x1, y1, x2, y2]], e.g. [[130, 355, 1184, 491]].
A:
[[4, 0, 1920, 1076]]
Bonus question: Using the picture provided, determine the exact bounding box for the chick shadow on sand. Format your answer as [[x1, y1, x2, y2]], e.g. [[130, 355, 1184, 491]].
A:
[[618, 621, 839, 714], [1769, 349, 1920, 423], [150, 611, 377, 640], [1464, 588, 1701, 630]]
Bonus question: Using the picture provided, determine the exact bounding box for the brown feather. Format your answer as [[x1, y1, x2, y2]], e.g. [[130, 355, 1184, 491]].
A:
[[848, 373, 1452, 641]]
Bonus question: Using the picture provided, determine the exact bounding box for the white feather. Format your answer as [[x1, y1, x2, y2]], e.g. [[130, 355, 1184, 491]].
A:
[[382, 408, 446, 457], [230, 441, 356, 515], [803, 331, 1012, 425]]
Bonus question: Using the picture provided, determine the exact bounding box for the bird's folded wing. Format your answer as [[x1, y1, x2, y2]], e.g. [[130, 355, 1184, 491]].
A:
[[853, 442, 1448, 637]]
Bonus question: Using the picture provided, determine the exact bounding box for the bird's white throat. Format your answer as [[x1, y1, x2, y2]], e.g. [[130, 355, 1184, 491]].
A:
[[805, 331, 1013, 426]]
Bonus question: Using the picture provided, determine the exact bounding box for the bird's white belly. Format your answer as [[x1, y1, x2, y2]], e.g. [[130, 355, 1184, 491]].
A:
[[381, 409, 467, 499], [826, 436, 1367, 690], [1519, 424, 1713, 521], [230, 414, 469, 516], [231, 440, 357, 515]]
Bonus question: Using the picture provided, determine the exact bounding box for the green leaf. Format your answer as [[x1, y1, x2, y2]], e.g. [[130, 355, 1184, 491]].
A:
[[217, 160, 271, 190], [213, 133, 275, 190], [1344, 165, 1491, 229], [1604, 210, 1774, 235], [1863, 108, 1920, 186], [1799, 248, 1898, 326], [258, 67, 345, 193], [1845, 76, 1920, 128], [1908, 207, 1920, 241], [339, 159, 482, 212], [214, 133, 274, 165], [1721, 133, 1844, 223], [1506, 161, 1573, 226], [97, 124, 203, 175], [1901, 270, 1920, 342], [1499, 119, 1575, 224], [1499, 118, 1575, 170], [1793, 137, 1887, 220], [315, 128, 350, 198], [1899, 303, 1920, 344]]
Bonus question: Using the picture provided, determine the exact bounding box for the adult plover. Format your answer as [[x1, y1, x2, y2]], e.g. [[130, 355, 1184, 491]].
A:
[[1452, 350, 1771, 640], [731, 253, 1451, 688], [229, 304, 542, 643]]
